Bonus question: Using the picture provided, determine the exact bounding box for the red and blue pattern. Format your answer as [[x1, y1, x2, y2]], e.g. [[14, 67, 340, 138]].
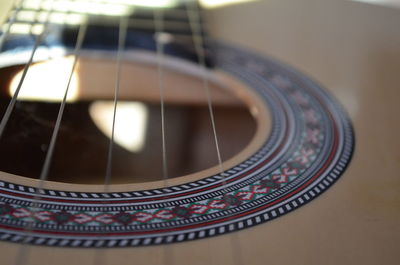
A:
[[0, 43, 354, 247]]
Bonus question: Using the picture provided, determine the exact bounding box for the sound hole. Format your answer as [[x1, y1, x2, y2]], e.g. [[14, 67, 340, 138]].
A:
[[0, 56, 258, 184]]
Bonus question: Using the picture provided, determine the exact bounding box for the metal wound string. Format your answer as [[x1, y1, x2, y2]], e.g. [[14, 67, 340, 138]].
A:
[[10, 0, 78, 263], [104, 16, 129, 191], [38, 21, 87, 187], [0, 0, 54, 140], [14, 18, 88, 265]]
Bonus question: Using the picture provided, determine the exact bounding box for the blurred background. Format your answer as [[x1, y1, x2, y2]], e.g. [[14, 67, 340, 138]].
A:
[[0, 0, 399, 264]]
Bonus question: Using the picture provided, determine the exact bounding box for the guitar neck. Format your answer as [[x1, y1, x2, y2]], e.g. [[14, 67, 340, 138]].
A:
[[1, 1, 214, 67]]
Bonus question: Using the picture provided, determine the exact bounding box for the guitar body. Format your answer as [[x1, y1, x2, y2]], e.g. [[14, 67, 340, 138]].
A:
[[0, 1, 399, 265]]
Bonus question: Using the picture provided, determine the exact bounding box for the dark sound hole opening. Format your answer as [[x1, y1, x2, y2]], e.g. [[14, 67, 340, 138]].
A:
[[0, 61, 257, 184]]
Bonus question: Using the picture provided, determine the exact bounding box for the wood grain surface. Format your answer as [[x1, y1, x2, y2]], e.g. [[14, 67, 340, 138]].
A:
[[0, 0, 399, 264]]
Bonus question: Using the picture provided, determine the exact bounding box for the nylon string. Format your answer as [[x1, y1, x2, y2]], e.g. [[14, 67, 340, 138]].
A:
[[184, 1, 225, 188], [0, 1, 242, 263], [93, 11, 130, 265], [104, 16, 129, 191], [185, 2, 244, 265], [154, 8, 176, 265], [185, 2, 223, 265], [154, 9, 169, 185]]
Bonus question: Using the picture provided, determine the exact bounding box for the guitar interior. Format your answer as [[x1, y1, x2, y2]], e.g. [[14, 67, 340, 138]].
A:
[[0, 57, 257, 184]]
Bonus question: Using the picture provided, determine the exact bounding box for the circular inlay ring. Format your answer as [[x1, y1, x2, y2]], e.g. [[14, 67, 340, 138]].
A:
[[0, 43, 354, 247]]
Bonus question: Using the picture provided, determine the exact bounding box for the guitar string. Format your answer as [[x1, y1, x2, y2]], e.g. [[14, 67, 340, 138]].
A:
[[104, 15, 129, 191], [93, 18, 129, 264], [184, 1, 225, 188], [4, 0, 202, 253], [185, 2, 244, 265], [154, 9, 175, 265], [13, 10, 88, 265], [92, 16, 128, 264], [154, 8, 169, 186], [0, 0, 54, 140], [36, 14, 87, 194], [181, 3, 220, 265], [2, 1, 205, 45], [93, 16, 129, 265], [10, 0, 57, 263], [0, 0, 24, 52], [2, 1, 235, 262]]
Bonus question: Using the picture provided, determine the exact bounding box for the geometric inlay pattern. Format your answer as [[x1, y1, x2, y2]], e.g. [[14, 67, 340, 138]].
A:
[[0, 43, 354, 247]]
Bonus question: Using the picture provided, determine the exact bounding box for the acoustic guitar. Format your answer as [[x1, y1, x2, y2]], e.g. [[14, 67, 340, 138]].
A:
[[0, 1, 398, 265]]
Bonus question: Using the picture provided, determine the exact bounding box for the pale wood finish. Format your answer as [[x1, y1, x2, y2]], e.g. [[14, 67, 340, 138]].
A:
[[0, 0, 399, 265], [208, 1, 400, 265]]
